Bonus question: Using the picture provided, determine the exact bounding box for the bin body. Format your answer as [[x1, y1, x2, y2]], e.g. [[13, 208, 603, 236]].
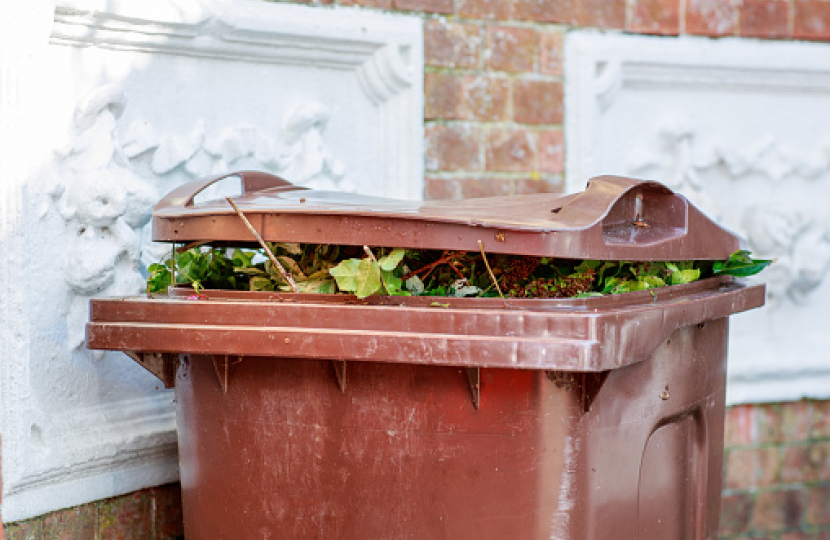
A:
[[85, 172, 766, 540], [175, 321, 727, 540]]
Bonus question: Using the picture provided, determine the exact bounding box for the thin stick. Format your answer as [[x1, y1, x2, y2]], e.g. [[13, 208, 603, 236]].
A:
[[363, 245, 378, 264], [477, 240, 506, 304], [226, 197, 298, 293], [170, 243, 176, 287]]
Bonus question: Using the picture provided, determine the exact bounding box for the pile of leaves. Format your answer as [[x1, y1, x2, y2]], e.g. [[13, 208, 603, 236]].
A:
[[146, 243, 771, 299]]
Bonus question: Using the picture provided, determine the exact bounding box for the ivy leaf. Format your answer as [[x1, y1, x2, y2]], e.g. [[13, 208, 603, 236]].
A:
[[642, 275, 666, 288], [378, 248, 406, 271], [575, 260, 601, 272], [250, 276, 275, 292], [381, 270, 410, 296], [669, 268, 700, 285], [231, 249, 256, 269], [602, 276, 621, 294], [329, 258, 361, 291], [291, 278, 337, 294], [330, 258, 383, 298], [146, 263, 172, 293], [713, 250, 774, 277], [355, 258, 382, 298]]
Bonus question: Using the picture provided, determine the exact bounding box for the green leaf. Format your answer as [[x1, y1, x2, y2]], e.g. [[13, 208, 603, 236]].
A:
[[276, 242, 303, 255], [231, 249, 256, 269], [381, 269, 408, 295], [575, 260, 601, 272], [602, 276, 620, 294], [642, 275, 666, 288], [250, 276, 275, 291], [355, 258, 382, 298], [713, 250, 773, 277], [329, 258, 382, 298], [329, 258, 361, 292], [669, 268, 700, 285], [292, 278, 337, 294], [378, 248, 406, 271]]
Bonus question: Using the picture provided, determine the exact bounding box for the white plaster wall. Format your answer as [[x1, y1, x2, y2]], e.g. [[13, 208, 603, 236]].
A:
[[565, 32, 830, 406], [0, 0, 422, 522]]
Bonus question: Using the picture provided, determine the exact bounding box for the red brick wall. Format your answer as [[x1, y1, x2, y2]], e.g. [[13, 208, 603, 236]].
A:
[[3, 484, 183, 540], [722, 401, 830, 539]]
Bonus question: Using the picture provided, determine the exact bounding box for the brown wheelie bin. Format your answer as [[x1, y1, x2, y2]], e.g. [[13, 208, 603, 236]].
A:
[[87, 171, 765, 540]]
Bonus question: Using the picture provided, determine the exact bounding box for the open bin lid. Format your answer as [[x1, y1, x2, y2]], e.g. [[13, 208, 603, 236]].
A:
[[152, 171, 739, 260]]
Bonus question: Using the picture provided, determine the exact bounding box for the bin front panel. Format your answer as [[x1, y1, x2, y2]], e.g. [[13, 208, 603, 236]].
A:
[[176, 356, 582, 540], [175, 318, 727, 540]]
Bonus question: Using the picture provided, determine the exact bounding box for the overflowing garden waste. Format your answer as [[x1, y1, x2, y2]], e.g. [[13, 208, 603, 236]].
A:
[[146, 244, 772, 299]]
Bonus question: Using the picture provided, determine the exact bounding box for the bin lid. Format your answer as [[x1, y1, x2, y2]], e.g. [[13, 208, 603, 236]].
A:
[[152, 171, 738, 260]]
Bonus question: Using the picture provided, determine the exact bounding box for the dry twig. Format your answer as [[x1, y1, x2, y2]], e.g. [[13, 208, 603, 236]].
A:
[[226, 197, 298, 293]]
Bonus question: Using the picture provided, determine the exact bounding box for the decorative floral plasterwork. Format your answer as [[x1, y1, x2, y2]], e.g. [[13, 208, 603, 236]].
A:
[[49, 84, 351, 352], [628, 116, 830, 306]]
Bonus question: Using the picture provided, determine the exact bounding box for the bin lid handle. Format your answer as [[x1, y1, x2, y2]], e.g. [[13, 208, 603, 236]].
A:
[[154, 171, 300, 211]]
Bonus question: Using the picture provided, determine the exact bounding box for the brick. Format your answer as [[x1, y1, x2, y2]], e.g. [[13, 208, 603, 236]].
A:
[[97, 490, 153, 540], [424, 20, 482, 69], [753, 488, 806, 532], [807, 484, 830, 526], [425, 124, 483, 171], [461, 76, 510, 121], [484, 26, 537, 73], [781, 442, 830, 483], [424, 176, 514, 199], [338, 0, 391, 7], [781, 532, 830, 540], [811, 400, 830, 439], [270, 0, 335, 4], [4, 522, 42, 540], [394, 0, 453, 13], [719, 492, 754, 537], [425, 72, 463, 120], [457, 0, 511, 20], [539, 129, 564, 174], [514, 176, 562, 194], [514, 0, 626, 28], [794, 0, 830, 40], [514, 80, 564, 125], [458, 176, 514, 198], [782, 401, 813, 441], [686, 0, 741, 36], [725, 404, 757, 447], [630, 0, 681, 35], [152, 484, 184, 540], [539, 30, 565, 75], [42, 507, 97, 540], [725, 446, 780, 490], [740, 0, 790, 39], [756, 402, 811, 444], [486, 128, 538, 172], [513, 0, 571, 23], [424, 175, 461, 199], [757, 403, 787, 444]]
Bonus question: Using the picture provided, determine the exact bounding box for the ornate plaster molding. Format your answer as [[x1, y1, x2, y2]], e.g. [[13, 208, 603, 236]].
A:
[[564, 32, 830, 406], [1, 0, 422, 522]]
